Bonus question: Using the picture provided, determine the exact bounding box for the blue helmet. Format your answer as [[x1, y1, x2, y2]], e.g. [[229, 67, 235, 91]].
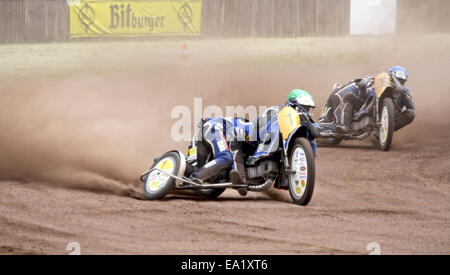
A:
[[390, 66, 408, 85]]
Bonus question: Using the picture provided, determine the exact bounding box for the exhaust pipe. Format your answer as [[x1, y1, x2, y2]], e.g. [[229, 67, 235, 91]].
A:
[[248, 178, 274, 192]]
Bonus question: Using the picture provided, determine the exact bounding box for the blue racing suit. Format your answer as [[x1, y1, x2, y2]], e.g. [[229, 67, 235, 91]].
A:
[[228, 117, 259, 184], [191, 117, 256, 182], [323, 81, 367, 126]]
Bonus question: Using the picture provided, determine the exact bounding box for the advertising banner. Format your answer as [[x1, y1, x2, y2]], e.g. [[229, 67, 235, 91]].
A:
[[69, 0, 202, 37]]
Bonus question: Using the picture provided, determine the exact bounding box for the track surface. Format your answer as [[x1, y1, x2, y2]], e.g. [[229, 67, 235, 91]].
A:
[[0, 37, 449, 254], [1, 137, 449, 254]]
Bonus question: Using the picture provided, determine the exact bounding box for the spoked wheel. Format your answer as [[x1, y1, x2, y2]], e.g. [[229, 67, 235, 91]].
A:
[[143, 151, 184, 200], [288, 138, 315, 206], [378, 98, 395, 151]]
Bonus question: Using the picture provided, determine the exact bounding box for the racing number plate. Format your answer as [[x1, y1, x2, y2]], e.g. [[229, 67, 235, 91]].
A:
[[278, 107, 301, 140], [374, 72, 392, 98]]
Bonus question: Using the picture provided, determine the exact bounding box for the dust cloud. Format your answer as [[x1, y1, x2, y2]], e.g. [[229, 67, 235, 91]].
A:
[[0, 34, 449, 198]]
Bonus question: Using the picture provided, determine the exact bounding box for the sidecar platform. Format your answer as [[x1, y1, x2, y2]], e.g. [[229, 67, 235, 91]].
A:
[[140, 167, 247, 190], [315, 123, 348, 138]]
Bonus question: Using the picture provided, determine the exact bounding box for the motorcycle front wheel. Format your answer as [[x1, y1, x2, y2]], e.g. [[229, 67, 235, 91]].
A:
[[288, 137, 315, 206], [378, 98, 395, 151]]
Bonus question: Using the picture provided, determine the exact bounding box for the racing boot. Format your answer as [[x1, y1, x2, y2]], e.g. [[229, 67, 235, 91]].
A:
[[336, 103, 352, 134], [192, 160, 229, 183], [336, 125, 351, 134], [230, 154, 248, 196], [230, 170, 248, 196]]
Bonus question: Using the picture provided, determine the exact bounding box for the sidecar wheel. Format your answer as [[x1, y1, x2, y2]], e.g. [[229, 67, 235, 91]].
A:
[[378, 98, 395, 151], [288, 138, 315, 206], [143, 151, 182, 200]]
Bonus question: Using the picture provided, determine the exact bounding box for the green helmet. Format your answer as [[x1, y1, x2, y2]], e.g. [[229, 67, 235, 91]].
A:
[[287, 89, 315, 108]]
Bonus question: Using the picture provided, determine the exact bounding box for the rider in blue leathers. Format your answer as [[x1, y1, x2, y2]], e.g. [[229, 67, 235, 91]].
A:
[[320, 78, 371, 134], [191, 118, 234, 182], [321, 66, 415, 134], [228, 117, 259, 196], [191, 117, 257, 196], [389, 66, 415, 131]]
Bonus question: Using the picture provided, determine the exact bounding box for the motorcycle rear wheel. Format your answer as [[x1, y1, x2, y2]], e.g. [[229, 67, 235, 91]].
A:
[[323, 137, 343, 146], [195, 188, 226, 198]]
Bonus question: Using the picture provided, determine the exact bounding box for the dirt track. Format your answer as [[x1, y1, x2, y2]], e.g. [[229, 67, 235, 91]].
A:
[[0, 37, 449, 254]]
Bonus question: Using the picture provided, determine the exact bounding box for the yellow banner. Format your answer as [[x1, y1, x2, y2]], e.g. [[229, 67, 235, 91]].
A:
[[69, 0, 202, 37]]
